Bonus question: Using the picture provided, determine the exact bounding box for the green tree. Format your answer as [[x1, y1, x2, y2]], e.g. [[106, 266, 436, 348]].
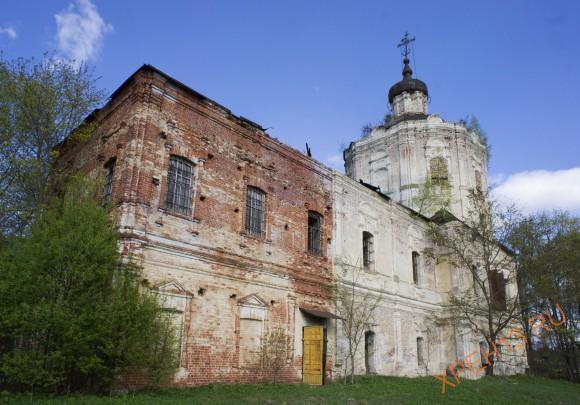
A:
[[0, 177, 177, 394], [260, 328, 290, 384], [332, 256, 383, 384], [425, 190, 524, 376], [508, 211, 580, 381], [466, 115, 491, 160], [0, 55, 104, 236]]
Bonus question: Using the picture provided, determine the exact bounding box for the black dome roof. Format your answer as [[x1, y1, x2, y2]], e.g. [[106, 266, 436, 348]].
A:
[[388, 58, 428, 103]]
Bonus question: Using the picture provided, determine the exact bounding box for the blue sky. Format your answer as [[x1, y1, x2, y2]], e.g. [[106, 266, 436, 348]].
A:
[[1, 0, 579, 213]]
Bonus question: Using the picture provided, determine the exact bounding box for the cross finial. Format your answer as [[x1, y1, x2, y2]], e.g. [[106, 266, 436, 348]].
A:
[[397, 31, 415, 59]]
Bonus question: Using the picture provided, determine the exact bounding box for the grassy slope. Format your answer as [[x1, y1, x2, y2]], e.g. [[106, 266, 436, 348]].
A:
[[3, 375, 579, 404]]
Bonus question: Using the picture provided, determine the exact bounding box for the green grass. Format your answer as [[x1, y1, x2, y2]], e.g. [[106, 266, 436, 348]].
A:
[[3, 375, 579, 404]]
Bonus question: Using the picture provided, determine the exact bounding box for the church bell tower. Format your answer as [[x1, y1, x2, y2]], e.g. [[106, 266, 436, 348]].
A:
[[344, 33, 489, 220]]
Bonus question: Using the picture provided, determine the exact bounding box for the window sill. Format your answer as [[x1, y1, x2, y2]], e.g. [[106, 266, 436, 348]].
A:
[[158, 207, 199, 223], [306, 251, 324, 259], [240, 230, 270, 243]]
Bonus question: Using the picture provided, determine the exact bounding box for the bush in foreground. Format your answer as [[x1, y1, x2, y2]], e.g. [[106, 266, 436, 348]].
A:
[[0, 178, 177, 394]]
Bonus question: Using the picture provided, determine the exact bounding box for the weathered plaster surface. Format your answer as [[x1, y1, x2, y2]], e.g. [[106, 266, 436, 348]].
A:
[[57, 66, 526, 387]]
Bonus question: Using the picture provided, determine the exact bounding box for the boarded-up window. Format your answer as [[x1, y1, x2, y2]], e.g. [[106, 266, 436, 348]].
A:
[[245, 186, 266, 237], [412, 251, 420, 285], [238, 295, 267, 368], [164, 308, 185, 361], [488, 271, 507, 310], [363, 231, 374, 268], [430, 157, 448, 185], [166, 155, 195, 216], [308, 211, 323, 255], [239, 319, 263, 367], [155, 289, 188, 364], [417, 337, 425, 366]]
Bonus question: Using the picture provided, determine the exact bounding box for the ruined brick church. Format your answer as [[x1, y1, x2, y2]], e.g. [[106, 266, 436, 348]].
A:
[[57, 42, 528, 386]]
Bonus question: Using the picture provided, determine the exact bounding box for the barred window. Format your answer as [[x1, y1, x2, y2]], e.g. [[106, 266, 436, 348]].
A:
[[166, 156, 195, 216], [308, 211, 323, 255], [363, 231, 374, 268], [102, 158, 115, 206], [412, 251, 420, 285], [430, 157, 448, 185], [245, 186, 266, 237]]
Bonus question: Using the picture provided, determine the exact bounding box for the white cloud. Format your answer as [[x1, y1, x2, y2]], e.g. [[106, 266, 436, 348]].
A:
[[54, 0, 112, 63], [492, 167, 580, 214], [0, 25, 17, 39]]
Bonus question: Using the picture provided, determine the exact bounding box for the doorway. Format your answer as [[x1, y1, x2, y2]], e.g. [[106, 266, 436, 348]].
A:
[[302, 326, 326, 385]]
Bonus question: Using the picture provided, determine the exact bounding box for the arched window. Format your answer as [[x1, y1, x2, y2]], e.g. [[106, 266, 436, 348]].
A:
[[307, 211, 323, 255], [245, 186, 266, 237], [363, 231, 374, 268], [429, 157, 448, 185], [166, 155, 195, 216]]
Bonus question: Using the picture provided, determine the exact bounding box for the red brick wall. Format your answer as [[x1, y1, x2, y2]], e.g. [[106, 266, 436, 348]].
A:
[[57, 66, 336, 387]]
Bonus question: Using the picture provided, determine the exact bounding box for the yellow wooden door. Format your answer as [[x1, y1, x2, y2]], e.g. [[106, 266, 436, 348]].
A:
[[303, 326, 325, 385]]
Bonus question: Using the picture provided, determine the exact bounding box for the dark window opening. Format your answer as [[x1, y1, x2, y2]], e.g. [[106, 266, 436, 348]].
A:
[[102, 158, 116, 206], [489, 271, 507, 310], [245, 186, 266, 237], [472, 265, 480, 296], [363, 231, 374, 268], [475, 170, 482, 191], [365, 331, 376, 374], [412, 251, 420, 285], [417, 337, 425, 366], [308, 211, 323, 255], [166, 155, 195, 216], [479, 341, 488, 365]]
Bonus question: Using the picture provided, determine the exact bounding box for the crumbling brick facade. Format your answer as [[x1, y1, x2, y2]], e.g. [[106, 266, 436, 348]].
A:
[[57, 63, 528, 388], [57, 65, 336, 387]]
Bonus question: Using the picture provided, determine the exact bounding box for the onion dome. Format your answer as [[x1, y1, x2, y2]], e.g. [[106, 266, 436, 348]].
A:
[[388, 57, 428, 103]]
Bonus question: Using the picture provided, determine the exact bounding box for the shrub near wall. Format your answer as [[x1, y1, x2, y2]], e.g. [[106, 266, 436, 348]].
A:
[[0, 178, 177, 394]]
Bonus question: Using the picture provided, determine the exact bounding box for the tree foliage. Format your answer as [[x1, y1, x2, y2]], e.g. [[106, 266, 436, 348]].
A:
[[425, 190, 524, 376], [508, 211, 580, 381], [0, 177, 177, 394], [260, 328, 290, 384], [0, 55, 105, 236], [466, 115, 491, 160], [332, 257, 383, 383], [413, 176, 452, 217]]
